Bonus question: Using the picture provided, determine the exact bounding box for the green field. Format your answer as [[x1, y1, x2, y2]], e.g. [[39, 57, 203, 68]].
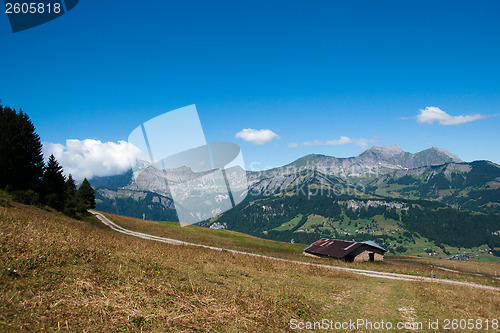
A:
[[272, 214, 304, 231]]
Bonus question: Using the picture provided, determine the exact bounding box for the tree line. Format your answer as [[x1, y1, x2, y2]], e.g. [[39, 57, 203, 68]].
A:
[[0, 103, 95, 217]]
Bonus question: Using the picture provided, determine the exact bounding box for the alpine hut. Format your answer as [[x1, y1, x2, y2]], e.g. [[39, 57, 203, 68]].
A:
[[303, 238, 386, 262]]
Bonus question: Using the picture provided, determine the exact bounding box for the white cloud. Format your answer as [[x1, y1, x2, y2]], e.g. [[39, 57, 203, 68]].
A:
[[288, 143, 299, 148], [302, 136, 372, 148], [235, 128, 280, 146], [43, 139, 141, 181], [416, 106, 488, 125]]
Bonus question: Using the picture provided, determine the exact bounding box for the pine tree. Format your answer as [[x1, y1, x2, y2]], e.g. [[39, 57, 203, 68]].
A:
[[0, 105, 44, 191], [65, 174, 77, 197], [42, 154, 66, 210], [63, 174, 80, 217], [76, 178, 96, 209]]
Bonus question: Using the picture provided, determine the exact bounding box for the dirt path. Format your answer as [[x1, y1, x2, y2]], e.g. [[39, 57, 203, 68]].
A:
[[433, 265, 500, 280], [90, 211, 500, 292]]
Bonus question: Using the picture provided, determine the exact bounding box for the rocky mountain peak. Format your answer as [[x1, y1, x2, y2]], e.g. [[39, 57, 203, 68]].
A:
[[363, 144, 403, 157], [357, 144, 405, 164], [424, 147, 462, 163]]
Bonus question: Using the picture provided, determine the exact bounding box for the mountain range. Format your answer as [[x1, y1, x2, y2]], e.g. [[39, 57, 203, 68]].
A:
[[90, 145, 499, 217], [89, 145, 500, 256], [246, 145, 463, 195]]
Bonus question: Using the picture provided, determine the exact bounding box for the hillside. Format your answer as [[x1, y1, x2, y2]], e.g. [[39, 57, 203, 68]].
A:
[[368, 160, 500, 215], [206, 190, 500, 261], [101, 211, 500, 280], [1, 194, 499, 331]]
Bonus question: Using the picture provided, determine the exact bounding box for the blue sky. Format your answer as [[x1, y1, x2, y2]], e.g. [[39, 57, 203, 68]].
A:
[[1, 0, 499, 177]]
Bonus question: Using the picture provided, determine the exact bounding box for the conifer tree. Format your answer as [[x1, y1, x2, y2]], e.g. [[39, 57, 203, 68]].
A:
[[76, 178, 96, 209], [0, 105, 44, 191], [65, 174, 77, 197], [63, 174, 80, 217], [42, 154, 66, 210]]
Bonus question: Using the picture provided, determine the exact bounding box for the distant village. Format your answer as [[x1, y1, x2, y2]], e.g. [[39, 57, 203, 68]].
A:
[[347, 199, 408, 210]]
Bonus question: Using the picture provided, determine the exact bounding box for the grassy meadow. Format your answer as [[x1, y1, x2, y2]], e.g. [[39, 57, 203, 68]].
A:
[[105, 212, 500, 287], [1, 195, 499, 332]]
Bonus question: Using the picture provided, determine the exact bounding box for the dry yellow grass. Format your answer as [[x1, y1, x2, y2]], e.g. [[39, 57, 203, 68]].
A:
[[395, 255, 500, 276], [1, 197, 499, 332], [105, 212, 500, 287]]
